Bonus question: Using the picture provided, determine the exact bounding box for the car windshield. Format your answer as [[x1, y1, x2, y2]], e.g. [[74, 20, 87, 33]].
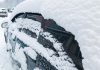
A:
[[12, 13, 25, 22], [26, 13, 43, 22], [12, 13, 43, 23]]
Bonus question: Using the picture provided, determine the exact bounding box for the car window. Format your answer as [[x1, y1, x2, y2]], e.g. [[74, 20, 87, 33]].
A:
[[17, 38, 28, 48], [17, 14, 25, 18], [26, 13, 43, 22], [19, 28, 37, 38], [12, 13, 25, 22]]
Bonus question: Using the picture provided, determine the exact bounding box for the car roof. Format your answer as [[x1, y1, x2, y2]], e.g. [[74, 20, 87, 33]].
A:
[[11, 12, 43, 22], [10, 0, 66, 26], [10, 0, 42, 20]]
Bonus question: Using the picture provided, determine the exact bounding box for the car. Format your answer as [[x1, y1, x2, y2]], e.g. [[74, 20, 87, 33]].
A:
[[1, 0, 84, 70], [8, 8, 14, 13], [0, 8, 8, 17]]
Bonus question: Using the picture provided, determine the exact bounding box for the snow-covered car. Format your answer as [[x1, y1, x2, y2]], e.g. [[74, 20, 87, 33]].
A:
[[1, 0, 84, 70], [0, 8, 8, 17]]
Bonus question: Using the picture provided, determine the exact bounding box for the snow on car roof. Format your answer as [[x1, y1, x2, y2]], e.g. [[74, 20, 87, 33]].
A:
[[11, 0, 78, 29], [10, 0, 42, 19], [10, 0, 100, 70]]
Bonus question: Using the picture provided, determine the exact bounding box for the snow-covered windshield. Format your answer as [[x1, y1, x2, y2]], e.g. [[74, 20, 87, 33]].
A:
[[9, 18, 41, 37], [9, 18, 77, 70], [6, 0, 100, 70]]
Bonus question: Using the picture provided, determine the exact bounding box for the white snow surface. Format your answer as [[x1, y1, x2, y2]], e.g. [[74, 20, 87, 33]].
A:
[[1, 0, 99, 70], [9, 0, 100, 70], [0, 18, 18, 70]]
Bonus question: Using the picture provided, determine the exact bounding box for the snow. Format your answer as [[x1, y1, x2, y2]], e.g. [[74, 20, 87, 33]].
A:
[[9, 0, 100, 70], [0, 0, 99, 70], [34, 67, 41, 70], [12, 45, 27, 70], [8, 18, 77, 70], [0, 18, 17, 70]]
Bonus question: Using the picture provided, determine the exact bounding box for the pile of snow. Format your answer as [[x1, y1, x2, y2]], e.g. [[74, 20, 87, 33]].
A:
[[8, 0, 100, 70]]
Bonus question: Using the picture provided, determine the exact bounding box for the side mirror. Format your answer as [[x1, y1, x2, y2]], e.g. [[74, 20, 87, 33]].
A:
[[1, 22, 9, 28]]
